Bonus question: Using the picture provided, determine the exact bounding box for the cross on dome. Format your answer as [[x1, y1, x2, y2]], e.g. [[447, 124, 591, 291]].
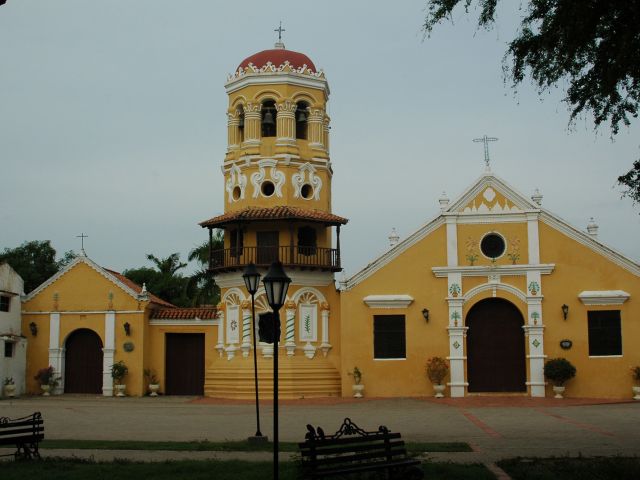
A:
[[274, 21, 286, 49]]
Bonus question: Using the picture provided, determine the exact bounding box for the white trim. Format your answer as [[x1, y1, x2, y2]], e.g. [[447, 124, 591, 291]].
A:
[[453, 212, 535, 224], [22, 310, 145, 315], [463, 283, 528, 304], [588, 355, 624, 358], [432, 264, 555, 277], [292, 286, 327, 304], [149, 319, 219, 326], [478, 231, 507, 261], [345, 217, 445, 289], [225, 73, 329, 96], [216, 270, 335, 289], [363, 295, 414, 308], [578, 290, 630, 305]]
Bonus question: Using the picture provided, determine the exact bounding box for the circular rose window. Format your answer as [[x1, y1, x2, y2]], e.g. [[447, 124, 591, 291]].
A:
[[480, 233, 506, 259]]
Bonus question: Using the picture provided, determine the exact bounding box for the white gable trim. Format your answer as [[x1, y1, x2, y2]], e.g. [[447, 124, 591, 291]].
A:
[[578, 290, 630, 306], [22, 256, 141, 302], [343, 217, 445, 290], [540, 211, 640, 277], [363, 295, 414, 308]]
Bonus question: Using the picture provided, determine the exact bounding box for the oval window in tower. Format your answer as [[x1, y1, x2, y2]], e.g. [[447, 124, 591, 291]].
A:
[[480, 232, 506, 259], [300, 184, 313, 199], [261, 181, 275, 197]]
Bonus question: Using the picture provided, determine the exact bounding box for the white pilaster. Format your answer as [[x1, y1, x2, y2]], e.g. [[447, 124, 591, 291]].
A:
[[102, 311, 115, 396], [447, 297, 467, 397], [525, 297, 546, 397], [241, 307, 252, 358], [446, 217, 458, 267], [216, 311, 225, 358], [285, 306, 296, 356], [47, 313, 64, 394], [320, 307, 331, 357], [527, 213, 540, 265]]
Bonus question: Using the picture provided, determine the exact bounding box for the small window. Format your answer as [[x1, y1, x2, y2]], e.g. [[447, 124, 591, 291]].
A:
[[295, 101, 308, 140], [588, 310, 622, 356], [300, 184, 313, 199], [298, 226, 317, 256], [229, 229, 244, 258], [0, 295, 9, 312], [261, 100, 277, 137], [480, 232, 506, 259], [374, 315, 406, 359], [261, 181, 275, 197], [237, 106, 245, 143], [4, 341, 13, 358]]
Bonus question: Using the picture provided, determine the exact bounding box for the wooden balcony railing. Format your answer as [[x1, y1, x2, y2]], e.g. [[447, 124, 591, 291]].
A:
[[208, 246, 341, 272]]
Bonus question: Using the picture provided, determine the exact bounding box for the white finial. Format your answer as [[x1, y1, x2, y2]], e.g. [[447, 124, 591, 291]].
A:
[[587, 217, 599, 238], [388, 228, 400, 247], [439, 191, 450, 211], [531, 188, 543, 206], [141, 283, 148, 295], [138, 282, 149, 301]]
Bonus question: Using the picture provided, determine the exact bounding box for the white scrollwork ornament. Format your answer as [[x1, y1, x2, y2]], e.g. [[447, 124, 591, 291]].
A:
[[292, 162, 322, 200], [251, 159, 285, 198], [225, 164, 247, 202]]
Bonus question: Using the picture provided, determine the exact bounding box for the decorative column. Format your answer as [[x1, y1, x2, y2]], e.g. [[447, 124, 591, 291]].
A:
[[227, 110, 241, 153], [275, 100, 297, 148], [284, 300, 297, 356], [216, 304, 225, 358], [322, 114, 330, 155], [242, 102, 261, 152], [320, 302, 332, 357], [307, 107, 325, 150], [527, 213, 540, 265], [525, 271, 546, 397], [48, 312, 64, 395], [241, 300, 252, 358], [447, 273, 467, 397], [102, 311, 115, 397]]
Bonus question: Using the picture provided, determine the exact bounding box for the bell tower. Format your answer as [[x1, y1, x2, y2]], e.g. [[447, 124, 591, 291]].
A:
[[200, 40, 346, 398]]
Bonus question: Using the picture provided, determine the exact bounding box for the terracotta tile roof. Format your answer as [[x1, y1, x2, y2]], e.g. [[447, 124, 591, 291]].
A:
[[150, 307, 218, 320], [199, 206, 348, 228], [238, 48, 317, 72], [104, 269, 176, 308]]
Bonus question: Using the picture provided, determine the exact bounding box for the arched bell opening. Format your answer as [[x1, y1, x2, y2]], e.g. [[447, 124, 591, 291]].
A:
[[261, 100, 277, 137], [295, 101, 309, 140]]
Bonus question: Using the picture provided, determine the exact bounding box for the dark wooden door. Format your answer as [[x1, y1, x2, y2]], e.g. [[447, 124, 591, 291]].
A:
[[466, 298, 526, 392], [257, 231, 279, 264], [165, 333, 205, 395], [64, 329, 103, 394]]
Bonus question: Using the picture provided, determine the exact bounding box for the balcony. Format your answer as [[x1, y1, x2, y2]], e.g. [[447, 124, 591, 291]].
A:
[[208, 245, 341, 273]]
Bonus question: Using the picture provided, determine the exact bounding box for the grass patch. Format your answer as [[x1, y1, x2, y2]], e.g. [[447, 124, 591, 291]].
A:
[[498, 457, 640, 480], [0, 458, 495, 480], [41, 439, 471, 453]]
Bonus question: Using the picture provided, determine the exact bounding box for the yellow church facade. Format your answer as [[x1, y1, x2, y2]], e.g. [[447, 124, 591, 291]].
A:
[[18, 41, 640, 400]]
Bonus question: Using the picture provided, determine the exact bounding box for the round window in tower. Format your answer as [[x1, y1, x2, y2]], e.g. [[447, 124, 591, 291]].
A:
[[480, 232, 506, 259], [261, 181, 275, 197], [232, 186, 241, 201], [300, 184, 314, 199]]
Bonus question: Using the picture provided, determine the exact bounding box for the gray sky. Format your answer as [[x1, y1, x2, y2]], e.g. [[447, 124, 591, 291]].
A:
[[2, 0, 639, 278]]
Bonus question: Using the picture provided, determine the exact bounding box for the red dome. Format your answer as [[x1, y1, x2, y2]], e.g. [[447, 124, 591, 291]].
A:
[[238, 48, 316, 72]]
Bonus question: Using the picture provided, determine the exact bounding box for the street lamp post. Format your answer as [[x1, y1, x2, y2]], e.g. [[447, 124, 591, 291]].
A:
[[242, 263, 265, 442], [262, 261, 291, 480]]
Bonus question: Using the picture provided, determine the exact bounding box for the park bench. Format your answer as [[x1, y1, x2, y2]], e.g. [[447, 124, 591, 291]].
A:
[[299, 417, 424, 479], [0, 412, 44, 460]]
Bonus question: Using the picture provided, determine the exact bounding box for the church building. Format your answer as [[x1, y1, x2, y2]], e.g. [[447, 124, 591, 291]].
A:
[[18, 40, 640, 400]]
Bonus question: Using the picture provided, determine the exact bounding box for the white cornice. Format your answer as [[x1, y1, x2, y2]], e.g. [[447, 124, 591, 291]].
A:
[[363, 295, 414, 308], [22, 310, 145, 315], [449, 211, 539, 224], [540, 211, 640, 277], [432, 264, 556, 278], [344, 217, 445, 290], [578, 290, 630, 306], [225, 73, 329, 96], [216, 270, 335, 289], [149, 319, 219, 326]]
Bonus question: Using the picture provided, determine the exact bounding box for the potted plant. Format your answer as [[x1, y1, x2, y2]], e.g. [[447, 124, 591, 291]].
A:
[[631, 366, 640, 400], [111, 360, 128, 397], [144, 369, 160, 397], [3, 377, 16, 398], [544, 358, 576, 398], [426, 357, 449, 398], [34, 366, 58, 396], [348, 367, 364, 398]]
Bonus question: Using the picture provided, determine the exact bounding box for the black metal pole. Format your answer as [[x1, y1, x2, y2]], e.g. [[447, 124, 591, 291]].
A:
[[273, 307, 280, 480], [251, 292, 262, 437]]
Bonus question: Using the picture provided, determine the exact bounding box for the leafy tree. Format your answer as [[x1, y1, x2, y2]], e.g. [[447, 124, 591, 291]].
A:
[[423, 0, 640, 202], [187, 231, 223, 307], [123, 253, 190, 307], [0, 240, 73, 293]]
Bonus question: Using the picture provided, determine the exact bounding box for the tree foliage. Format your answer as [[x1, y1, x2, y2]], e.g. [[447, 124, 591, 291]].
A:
[[423, 0, 640, 202], [123, 253, 190, 307], [0, 240, 73, 293], [186, 231, 223, 307]]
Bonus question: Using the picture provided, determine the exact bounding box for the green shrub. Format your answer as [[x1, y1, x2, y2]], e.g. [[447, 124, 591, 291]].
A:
[[544, 358, 576, 386]]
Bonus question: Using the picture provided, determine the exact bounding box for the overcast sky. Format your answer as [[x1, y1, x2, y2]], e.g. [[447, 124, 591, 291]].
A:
[[2, 0, 639, 279]]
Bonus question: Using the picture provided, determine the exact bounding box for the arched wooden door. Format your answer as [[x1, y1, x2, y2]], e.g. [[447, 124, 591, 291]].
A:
[[64, 329, 103, 394], [466, 298, 526, 392]]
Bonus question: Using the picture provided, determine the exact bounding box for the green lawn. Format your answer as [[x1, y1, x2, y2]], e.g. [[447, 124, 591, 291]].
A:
[[41, 438, 471, 453], [498, 457, 640, 480], [0, 458, 495, 480]]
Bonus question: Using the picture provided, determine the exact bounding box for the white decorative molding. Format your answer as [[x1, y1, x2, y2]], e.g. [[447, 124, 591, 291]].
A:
[[225, 163, 247, 203], [292, 162, 322, 200], [299, 302, 317, 342], [149, 319, 219, 326], [578, 290, 630, 305], [432, 264, 555, 278], [215, 270, 335, 289], [463, 282, 528, 304], [363, 295, 414, 308], [250, 159, 285, 198]]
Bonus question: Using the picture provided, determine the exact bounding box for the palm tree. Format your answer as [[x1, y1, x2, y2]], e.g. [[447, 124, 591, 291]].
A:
[[187, 230, 223, 307], [146, 253, 187, 276]]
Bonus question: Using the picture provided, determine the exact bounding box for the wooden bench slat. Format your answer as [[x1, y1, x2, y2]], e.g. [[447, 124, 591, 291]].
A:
[[0, 412, 44, 460], [301, 439, 405, 457], [311, 458, 422, 477], [309, 448, 409, 466], [298, 431, 401, 448]]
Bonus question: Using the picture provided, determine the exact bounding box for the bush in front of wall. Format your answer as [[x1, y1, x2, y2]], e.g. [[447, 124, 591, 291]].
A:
[[544, 358, 576, 387]]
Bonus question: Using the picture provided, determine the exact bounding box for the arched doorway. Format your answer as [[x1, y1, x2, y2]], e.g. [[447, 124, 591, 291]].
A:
[[466, 298, 526, 392], [64, 329, 103, 394]]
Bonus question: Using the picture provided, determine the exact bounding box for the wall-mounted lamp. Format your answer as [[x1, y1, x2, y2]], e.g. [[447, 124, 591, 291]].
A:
[[123, 322, 131, 336], [29, 322, 38, 337], [561, 304, 569, 320], [422, 308, 430, 323]]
